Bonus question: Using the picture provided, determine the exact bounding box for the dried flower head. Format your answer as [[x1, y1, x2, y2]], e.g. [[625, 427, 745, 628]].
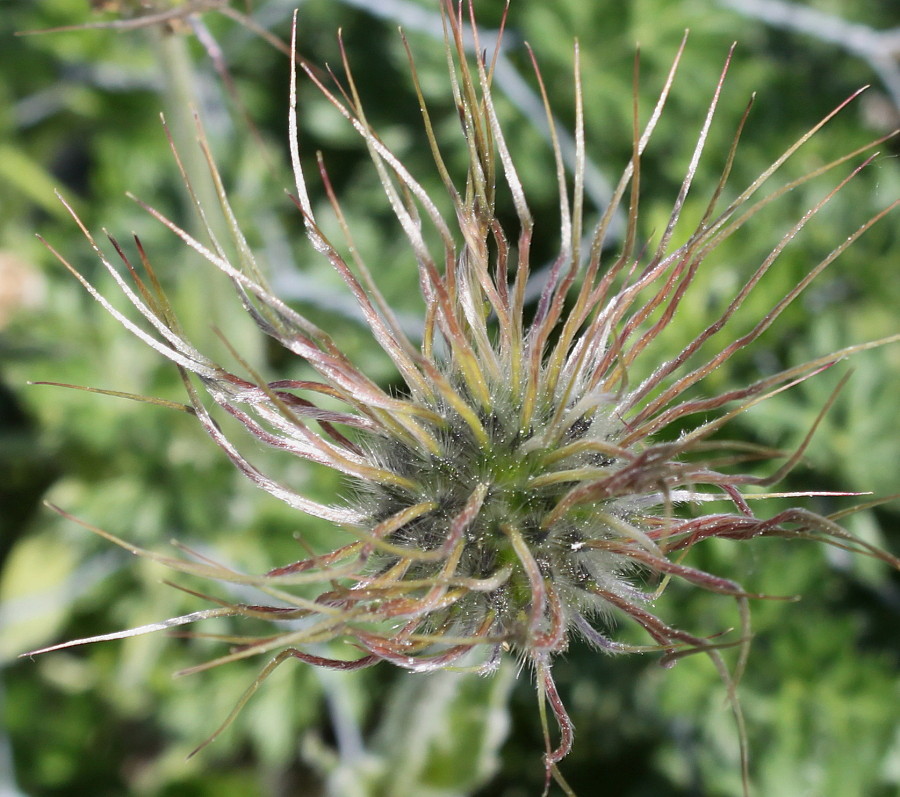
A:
[[28, 4, 899, 794]]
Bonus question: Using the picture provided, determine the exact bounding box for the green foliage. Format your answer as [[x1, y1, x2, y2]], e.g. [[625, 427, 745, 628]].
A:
[[2, 1, 898, 795]]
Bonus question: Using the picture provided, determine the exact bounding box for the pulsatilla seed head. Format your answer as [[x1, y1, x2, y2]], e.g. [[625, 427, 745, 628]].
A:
[[29, 2, 899, 793], [357, 376, 640, 660]]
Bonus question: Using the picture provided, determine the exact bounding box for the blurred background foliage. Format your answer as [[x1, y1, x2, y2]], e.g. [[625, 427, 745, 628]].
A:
[[1, 1, 899, 795]]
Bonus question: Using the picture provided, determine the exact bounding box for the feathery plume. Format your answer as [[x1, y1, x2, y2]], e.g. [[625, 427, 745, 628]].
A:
[[27, 3, 899, 794]]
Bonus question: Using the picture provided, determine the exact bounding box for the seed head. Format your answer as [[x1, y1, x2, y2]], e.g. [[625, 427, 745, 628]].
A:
[[28, 3, 899, 794]]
